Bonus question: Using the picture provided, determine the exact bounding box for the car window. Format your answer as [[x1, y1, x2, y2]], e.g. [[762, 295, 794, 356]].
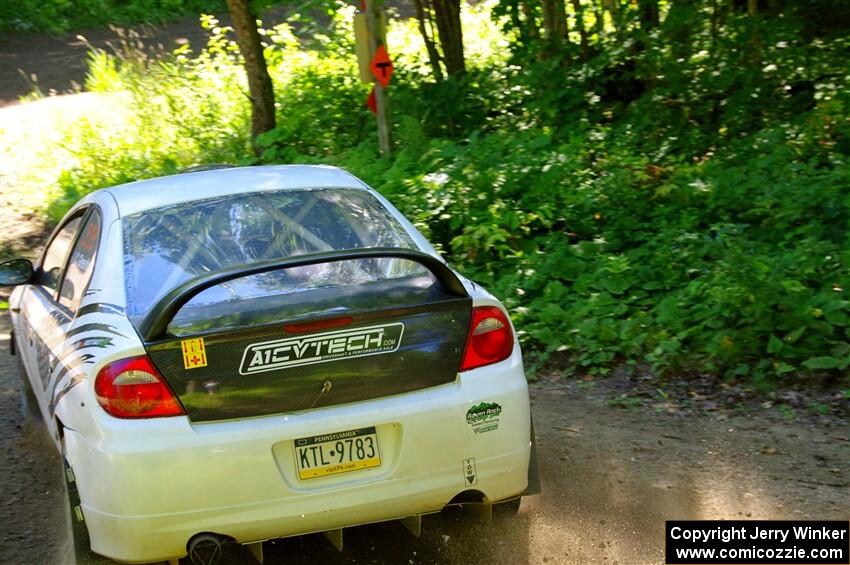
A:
[[59, 210, 101, 312], [40, 214, 84, 293], [122, 188, 421, 320]]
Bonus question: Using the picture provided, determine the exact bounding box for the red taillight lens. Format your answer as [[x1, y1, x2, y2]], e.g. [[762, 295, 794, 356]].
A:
[[460, 306, 514, 371], [94, 356, 185, 418]]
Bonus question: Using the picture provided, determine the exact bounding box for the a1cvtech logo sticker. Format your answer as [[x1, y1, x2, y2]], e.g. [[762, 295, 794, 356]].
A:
[[239, 323, 405, 375]]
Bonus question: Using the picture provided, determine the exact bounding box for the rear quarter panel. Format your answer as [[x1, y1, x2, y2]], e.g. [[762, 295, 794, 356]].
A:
[[51, 203, 147, 443]]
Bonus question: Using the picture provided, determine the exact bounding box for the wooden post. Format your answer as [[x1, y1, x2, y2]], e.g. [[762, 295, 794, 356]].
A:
[[364, 0, 392, 155]]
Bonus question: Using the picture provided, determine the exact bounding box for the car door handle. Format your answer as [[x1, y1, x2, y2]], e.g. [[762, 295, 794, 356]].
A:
[[11, 307, 20, 313]]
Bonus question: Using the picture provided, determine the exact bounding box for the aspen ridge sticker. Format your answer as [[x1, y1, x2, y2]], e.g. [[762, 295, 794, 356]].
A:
[[181, 337, 208, 370], [466, 402, 502, 434], [240, 323, 404, 375]]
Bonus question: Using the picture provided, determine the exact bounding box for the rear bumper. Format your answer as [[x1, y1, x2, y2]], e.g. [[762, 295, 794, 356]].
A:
[[65, 357, 531, 563]]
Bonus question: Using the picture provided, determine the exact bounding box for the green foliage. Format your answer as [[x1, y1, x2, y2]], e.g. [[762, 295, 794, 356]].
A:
[[255, 17, 367, 161], [354, 117, 849, 383], [19, 0, 850, 386], [0, 0, 226, 33], [44, 16, 252, 222]]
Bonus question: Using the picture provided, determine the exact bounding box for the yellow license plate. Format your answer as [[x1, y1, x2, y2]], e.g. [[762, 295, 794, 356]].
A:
[[294, 427, 381, 480]]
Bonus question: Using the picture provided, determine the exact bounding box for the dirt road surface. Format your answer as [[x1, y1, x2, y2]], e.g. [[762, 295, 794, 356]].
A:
[[0, 9, 289, 107], [1, 308, 847, 564]]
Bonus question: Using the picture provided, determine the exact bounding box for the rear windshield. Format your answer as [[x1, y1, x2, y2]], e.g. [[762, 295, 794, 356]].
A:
[[122, 188, 420, 324]]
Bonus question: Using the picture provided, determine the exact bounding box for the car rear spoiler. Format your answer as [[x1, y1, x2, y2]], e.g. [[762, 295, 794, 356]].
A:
[[138, 247, 468, 341]]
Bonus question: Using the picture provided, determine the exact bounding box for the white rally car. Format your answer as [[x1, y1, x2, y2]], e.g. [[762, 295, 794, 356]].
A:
[[3, 165, 538, 564]]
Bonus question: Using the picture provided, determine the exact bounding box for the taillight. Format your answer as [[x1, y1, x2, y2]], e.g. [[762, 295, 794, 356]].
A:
[[460, 306, 514, 371], [94, 356, 185, 418]]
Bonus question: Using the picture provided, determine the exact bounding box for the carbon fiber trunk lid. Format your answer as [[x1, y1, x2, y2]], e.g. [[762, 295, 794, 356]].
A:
[[146, 277, 471, 422]]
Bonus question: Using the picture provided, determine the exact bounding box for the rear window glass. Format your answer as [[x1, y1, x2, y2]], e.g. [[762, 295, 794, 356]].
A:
[[60, 210, 101, 312], [122, 188, 420, 323]]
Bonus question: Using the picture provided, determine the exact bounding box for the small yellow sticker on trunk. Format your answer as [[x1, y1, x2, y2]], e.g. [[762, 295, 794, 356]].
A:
[[181, 337, 207, 369]]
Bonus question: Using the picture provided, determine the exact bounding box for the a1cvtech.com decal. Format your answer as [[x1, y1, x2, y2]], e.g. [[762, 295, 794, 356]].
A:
[[239, 323, 405, 375]]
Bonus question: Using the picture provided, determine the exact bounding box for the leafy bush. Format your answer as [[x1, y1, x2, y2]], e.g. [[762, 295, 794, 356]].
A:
[[347, 119, 849, 383]]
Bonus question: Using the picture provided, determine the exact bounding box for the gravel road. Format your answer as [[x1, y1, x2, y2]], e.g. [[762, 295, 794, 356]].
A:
[[1, 308, 846, 565], [0, 12, 258, 107]]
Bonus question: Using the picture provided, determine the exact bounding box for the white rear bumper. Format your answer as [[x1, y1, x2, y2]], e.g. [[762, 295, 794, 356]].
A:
[[65, 359, 531, 563]]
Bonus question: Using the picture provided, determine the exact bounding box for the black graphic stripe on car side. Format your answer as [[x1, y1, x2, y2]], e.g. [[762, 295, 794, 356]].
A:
[[66, 323, 127, 339], [45, 359, 72, 393], [58, 336, 115, 360], [38, 327, 75, 393], [47, 354, 95, 408], [76, 303, 125, 317], [48, 309, 70, 324], [50, 374, 87, 416], [42, 312, 71, 350]]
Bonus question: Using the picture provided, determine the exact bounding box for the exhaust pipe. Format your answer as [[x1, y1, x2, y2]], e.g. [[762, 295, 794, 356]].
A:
[[187, 533, 228, 565]]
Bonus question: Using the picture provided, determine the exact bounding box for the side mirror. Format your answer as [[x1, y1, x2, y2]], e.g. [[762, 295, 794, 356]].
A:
[[0, 258, 34, 286]]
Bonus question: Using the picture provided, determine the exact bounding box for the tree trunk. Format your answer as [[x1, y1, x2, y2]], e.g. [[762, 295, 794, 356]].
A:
[[225, 0, 276, 153], [592, 1, 606, 37], [412, 0, 445, 81], [630, 0, 657, 57], [710, 0, 719, 51], [747, 0, 758, 15], [520, 0, 540, 39], [666, 0, 697, 61], [570, 0, 589, 61], [638, 0, 659, 33], [747, 0, 762, 62], [432, 0, 465, 76], [541, 0, 567, 40], [603, 0, 629, 42]]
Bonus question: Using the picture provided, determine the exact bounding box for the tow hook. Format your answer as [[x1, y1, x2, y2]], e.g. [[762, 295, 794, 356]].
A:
[[187, 533, 227, 565]]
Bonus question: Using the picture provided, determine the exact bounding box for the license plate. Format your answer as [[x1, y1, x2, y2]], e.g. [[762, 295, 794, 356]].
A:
[[294, 426, 381, 480]]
